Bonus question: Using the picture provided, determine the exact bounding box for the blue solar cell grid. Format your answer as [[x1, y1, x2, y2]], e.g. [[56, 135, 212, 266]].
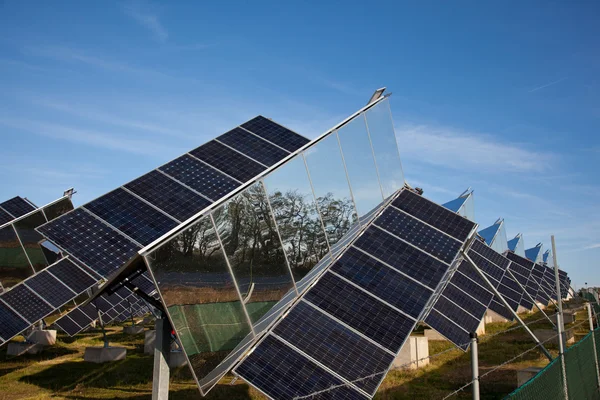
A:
[[450, 266, 494, 306], [55, 315, 82, 336], [217, 127, 290, 167], [159, 154, 240, 201], [47, 258, 99, 293], [25, 270, 75, 308], [441, 283, 488, 318], [0, 197, 36, 218], [38, 209, 140, 277], [466, 249, 504, 284], [124, 170, 211, 223], [470, 239, 510, 270], [84, 188, 178, 246], [0, 301, 30, 341], [241, 115, 310, 153], [189, 140, 266, 183], [0, 208, 13, 225], [425, 309, 470, 350], [0, 284, 53, 324]]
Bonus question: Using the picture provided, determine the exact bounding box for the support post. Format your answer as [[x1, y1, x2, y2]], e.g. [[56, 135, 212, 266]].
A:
[[587, 303, 600, 390], [506, 269, 556, 328], [95, 302, 109, 348], [470, 332, 480, 400], [462, 251, 553, 361], [551, 236, 567, 350], [152, 315, 170, 400]]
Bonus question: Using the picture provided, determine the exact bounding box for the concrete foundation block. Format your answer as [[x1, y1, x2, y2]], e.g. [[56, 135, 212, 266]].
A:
[[123, 326, 144, 335], [535, 302, 547, 311], [7, 342, 44, 356], [476, 319, 485, 336], [144, 330, 156, 354], [550, 311, 576, 324], [518, 305, 532, 314], [392, 336, 429, 370], [486, 310, 509, 323], [517, 367, 543, 386], [424, 328, 447, 341], [533, 328, 575, 345], [84, 347, 127, 363], [27, 330, 56, 345], [168, 351, 188, 368]]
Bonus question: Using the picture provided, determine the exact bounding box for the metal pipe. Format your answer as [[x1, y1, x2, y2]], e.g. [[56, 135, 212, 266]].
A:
[[551, 236, 566, 349], [470, 332, 480, 400], [587, 303, 600, 390], [506, 269, 556, 328], [461, 251, 553, 361]]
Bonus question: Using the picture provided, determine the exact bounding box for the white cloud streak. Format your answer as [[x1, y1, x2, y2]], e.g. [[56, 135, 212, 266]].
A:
[[528, 77, 568, 93], [122, 1, 168, 43]]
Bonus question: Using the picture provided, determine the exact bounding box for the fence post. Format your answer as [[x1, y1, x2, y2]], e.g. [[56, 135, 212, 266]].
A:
[[551, 236, 569, 400], [470, 332, 480, 400], [587, 303, 600, 390]]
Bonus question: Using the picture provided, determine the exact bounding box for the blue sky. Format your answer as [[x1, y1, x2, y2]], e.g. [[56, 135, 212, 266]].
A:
[[0, 1, 598, 287]]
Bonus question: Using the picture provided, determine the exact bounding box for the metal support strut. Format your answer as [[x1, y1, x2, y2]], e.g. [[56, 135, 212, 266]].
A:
[[152, 314, 171, 400], [461, 251, 553, 361], [470, 332, 480, 400], [587, 303, 600, 390], [505, 268, 556, 328]]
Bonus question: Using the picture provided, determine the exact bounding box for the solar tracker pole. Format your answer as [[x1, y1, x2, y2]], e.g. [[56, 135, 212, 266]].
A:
[[153, 314, 170, 400], [94, 303, 109, 348], [586, 303, 600, 390], [462, 251, 554, 361], [505, 269, 556, 328], [470, 332, 480, 400], [551, 236, 567, 350]]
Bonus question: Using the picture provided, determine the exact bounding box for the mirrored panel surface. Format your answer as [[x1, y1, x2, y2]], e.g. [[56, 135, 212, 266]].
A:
[[12, 211, 49, 272], [365, 99, 404, 198], [303, 133, 358, 248], [0, 225, 33, 288], [43, 198, 75, 221], [336, 116, 384, 220], [145, 216, 252, 383], [263, 156, 329, 282], [213, 182, 294, 325]]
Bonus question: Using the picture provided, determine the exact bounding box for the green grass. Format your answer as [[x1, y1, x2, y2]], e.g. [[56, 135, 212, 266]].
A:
[[0, 300, 592, 400]]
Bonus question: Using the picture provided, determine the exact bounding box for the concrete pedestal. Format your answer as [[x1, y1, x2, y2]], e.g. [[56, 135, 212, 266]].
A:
[[392, 336, 429, 370], [423, 329, 446, 341], [123, 326, 144, 335], [168, 351, 188, 368], [144, 330, 156, 354], [535, 302, 547, 311], [550, 311, 576, 324], [476, 319, 485, 336], [518, 305, 532, 314], [533, 328, 575, 345], [84, 347, 127, 363], [27, 330, 56, 345], [7, 342, 44, 356], [517, 367, 542, 386], [486, 310, 509, 323]]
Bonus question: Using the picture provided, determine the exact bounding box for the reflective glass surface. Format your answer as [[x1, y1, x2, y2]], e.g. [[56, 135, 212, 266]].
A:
[[12, 211, 48, 272], [263, 156, 329, 282], [42, 198, 75, 221], [364, 99, 404, 198], [336, 117, 383, 219], [303, 133, 358, 248], [0, 226, 33, 288], [146, 215, 252, 383], [213, 182, 294, 324]]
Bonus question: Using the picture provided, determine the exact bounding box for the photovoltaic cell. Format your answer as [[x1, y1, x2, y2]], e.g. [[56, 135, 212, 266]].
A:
[[38, 209, 140, 277], [434, 296, 480, 333], [124, 170, 211, 223], [189, 140, 266, 183], [273, 301, 393, 395], [237, 335, 368, 400], [470, 240, 510, 271], [0, 284, 53, 323], [217, 127, 290, 167], [466, 250, 504, 284], [79, 303, 99, 320], [68, 308, 93, 330], [47, 258, 99, 293], [392, 190, 475, 241], [159, 154, 240, 201], [94, 297, 113, 313], [241, 116, 310, 153], [0, 197, 35, 219], [376, 208, 461, 264], [0, 301, 29, 341], [488, 299, 516, 321], [304, 272, 416, 353], [425, 309, 470, 349], [441, 283, 488, 318], [0, 208, 13, 225], [24, 270, 74, 308], [55, 315, 81, 336], [331, 247, 432, 319], [450, 269, 494, 306], [354, 227, 447, 289], [84, 188, 178, 246]]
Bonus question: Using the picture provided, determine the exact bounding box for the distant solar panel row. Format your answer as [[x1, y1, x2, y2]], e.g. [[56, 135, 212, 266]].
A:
[[0, 197, 36, 222], [0, 257, 98, 344], [37, 117, 308, 283], [234, 189, 476, 399]]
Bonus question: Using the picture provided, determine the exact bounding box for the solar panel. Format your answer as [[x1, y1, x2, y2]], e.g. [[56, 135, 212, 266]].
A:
[[241, 116, 310, 153], [0, 284, 53, 324], [38, 209, 140, 277], [0, 301, 30, 341], [0, 208, 14, 225], [425, 309, 471, 349], [54, 315, 82, 336], [47, 258, 98, 293], [217, 127, 290, 167], [84, 188, 179, 246], [0, 197, 36, 218], [124, 171, 212, 223], [159, 154, 240, 201], [189, 140, 266, 183], [24, 270, 75, 308]]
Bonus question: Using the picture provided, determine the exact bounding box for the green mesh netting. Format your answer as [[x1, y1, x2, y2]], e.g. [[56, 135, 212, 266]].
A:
[[505, 357, 565, 400], [564, 332, 600, 400], [583, 292, 597, 303]]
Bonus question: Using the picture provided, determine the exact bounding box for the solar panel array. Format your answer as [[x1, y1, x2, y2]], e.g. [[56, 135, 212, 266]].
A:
[[506, 252, 538, 310], [0, 196, 36, 223], [0, 257, 98, 344], [233, 189, 477, 399]]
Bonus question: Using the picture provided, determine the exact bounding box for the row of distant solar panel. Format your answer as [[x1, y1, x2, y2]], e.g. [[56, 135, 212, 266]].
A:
[[0, 197, 36, 225], [234, 189, 477, 399], [37, 117, 309, 285]]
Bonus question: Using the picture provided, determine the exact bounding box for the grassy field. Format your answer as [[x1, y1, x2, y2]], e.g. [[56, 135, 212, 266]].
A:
[[0, 303, 591, 400]]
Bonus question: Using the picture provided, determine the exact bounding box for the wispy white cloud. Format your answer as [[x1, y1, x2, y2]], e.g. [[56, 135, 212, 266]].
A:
[[396, 124, 554, 172], [122, 0, 168, 43], [584, 243, 600, 250], [528, 77, 568, 93]]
